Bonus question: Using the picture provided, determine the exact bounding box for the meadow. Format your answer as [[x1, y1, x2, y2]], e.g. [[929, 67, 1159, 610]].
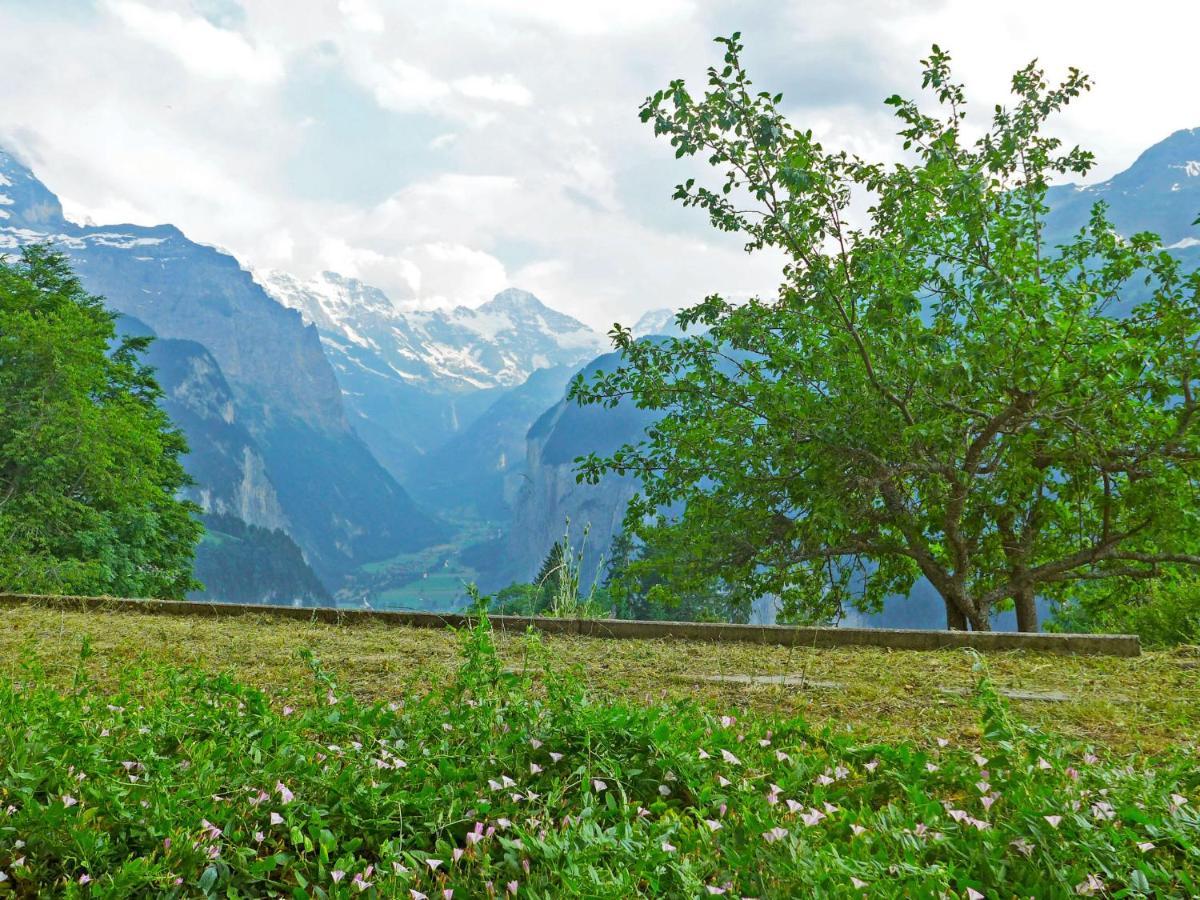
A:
[[0, 602, 1197, 896]]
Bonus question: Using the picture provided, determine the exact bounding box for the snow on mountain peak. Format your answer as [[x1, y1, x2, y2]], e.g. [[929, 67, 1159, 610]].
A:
[[257, 270, 605, 391]]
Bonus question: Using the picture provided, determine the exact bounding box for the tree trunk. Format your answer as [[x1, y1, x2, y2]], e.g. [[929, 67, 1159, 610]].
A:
[[1014, 586, 1038, 633], [943, 598, 968, 631]]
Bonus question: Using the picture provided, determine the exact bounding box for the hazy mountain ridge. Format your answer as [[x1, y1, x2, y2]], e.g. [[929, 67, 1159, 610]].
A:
[[0, 147, 444, 586], [258, 270, 606, 478]]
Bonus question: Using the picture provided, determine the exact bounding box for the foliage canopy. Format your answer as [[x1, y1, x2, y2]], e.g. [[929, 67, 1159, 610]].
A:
[[573, 37, 1200, 631], [0, 245, 201, 598]]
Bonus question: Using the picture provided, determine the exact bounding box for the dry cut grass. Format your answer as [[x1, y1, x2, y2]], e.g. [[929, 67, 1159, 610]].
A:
[[1, 599, 1196, 756]]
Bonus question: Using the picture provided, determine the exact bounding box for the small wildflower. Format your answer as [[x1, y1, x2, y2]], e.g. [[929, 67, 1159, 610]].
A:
[[79, 874, 91, 885], [269, 812, 284, 825], [275, 782, 294, 804], [332, 870, 345, 883], [592, 779, 607, 792], [851, 878, 868, 890], [662, 840, 676, 853], [426, 859, 443, 871], [1044, 815, 1062, 828], [1137, 841, 1155, 852], [62, 794, 78, 807]]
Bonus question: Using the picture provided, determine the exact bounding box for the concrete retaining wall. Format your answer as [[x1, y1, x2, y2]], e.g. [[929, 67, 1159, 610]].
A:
[[0, 593, 1141, 656]]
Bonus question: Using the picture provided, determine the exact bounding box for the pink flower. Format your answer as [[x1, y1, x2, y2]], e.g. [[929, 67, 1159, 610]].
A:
[[326, 690, 338, 706], [270, 812, 284, 825], [717, 776, 731, 788], [658, 784, 671, 796], [1044, 815, 1062, 828], [507, 881, 519, 895], [1171, 793, 1189, 808], [79, 874, 91, 885], [592, 779, 607, 792], [426, 859, 443, 871], [662, 840, 676, 853], [549, 752, 563, 763], [62, 794, 78, 807], [801, 809, 826, 827], [254, 831, 265, 843], [925, 762, 939, 773], [282, 706, 294, 716], [966, 889, 983, 900], [275, 782, 294, 804], [1137, 841, 1155, 852], [816, 774, 834, 786], [973, 754, 988, 767], [1037, 757, 1052, 771], [352, 873, 373, 892], [720, 749, 741, 766], [850, 824, 867, 836], [1083, 753, 1099, 765], [332, 870, 345, 883], [936, 738, 949, 747], [410, 891, 427, 900], [706, 885, 727, 895], [786, 799, 803, 814], [529, 763, 542, 775], [833, 765, 849, 780], [776, 750, 790, 762], [1075, 874, 1104, 896], [529, 739, 542, 749], [864, 759, 879, 773], [719, 716, 735, 727], [763, 827, 788, 843], [705, 819, 722, 832], [851, 878, 868, 890], [981, 795, 996, 811], [444, 891, 454, 900]]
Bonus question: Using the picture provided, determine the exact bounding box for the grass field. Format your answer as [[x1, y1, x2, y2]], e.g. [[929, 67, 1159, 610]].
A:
[[1, 600, 1197, 755], [1, 600, 1197, 897]]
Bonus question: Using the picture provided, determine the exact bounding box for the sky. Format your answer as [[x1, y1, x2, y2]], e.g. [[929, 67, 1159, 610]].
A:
[[1, 0, 1197, 329]]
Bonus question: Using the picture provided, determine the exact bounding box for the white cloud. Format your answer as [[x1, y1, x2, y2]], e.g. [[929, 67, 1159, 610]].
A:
[[338, 0, 385, 33], [2, 0, 1197, 331], [453, 74, 533, 106], [103, 0, 284, 85]]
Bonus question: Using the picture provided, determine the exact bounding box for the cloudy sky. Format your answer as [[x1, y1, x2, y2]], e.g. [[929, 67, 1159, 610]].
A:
[[1, 0, 1197, 328]]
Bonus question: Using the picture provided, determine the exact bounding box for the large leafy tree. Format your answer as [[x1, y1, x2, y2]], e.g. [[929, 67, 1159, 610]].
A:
[[573, 36, 1200, 631], [0, 245, 202, 599]]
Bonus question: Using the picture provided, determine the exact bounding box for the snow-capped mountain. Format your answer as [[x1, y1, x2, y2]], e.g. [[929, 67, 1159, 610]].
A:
[[1046, 126, 1200, 250], [632, 307, 686, 338], [259, 270, 605, 391], [257, 270, 606, 478]]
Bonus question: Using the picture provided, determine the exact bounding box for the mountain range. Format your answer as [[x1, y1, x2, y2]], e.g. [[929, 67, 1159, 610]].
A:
[[2, 126, 1198, 617]]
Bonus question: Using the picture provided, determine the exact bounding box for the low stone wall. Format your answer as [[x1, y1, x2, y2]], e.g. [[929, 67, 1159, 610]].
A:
[[0, 593, 1141, 656]]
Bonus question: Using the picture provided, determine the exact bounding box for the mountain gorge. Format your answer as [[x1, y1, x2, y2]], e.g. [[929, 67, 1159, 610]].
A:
[[258, 271, 605, 480]]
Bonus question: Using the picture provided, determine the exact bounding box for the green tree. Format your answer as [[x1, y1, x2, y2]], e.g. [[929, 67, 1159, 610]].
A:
[[0, 245, 202, 598], [573, 37, 1200, 631]]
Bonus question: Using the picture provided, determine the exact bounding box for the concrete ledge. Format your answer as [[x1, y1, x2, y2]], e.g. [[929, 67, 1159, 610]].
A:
[[0, 593, 1141, 657]]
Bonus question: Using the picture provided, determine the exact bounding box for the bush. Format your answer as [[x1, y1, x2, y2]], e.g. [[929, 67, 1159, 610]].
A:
[[0, 623, 1196, 897], [1053, 578, 1200, 647]]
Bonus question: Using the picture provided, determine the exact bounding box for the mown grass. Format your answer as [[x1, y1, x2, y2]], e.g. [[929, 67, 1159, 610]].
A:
[[0, 601, 1197, 755], [0, 609, 1198, 897]]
